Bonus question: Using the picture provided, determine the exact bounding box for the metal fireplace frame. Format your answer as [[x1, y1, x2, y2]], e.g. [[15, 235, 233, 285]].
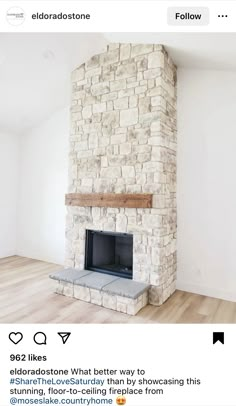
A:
[[85, 229, 133, 279]]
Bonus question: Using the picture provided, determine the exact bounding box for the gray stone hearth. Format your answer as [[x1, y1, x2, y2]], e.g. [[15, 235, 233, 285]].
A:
[[53, 42, 177, 314], [50, 269, 149, 315]]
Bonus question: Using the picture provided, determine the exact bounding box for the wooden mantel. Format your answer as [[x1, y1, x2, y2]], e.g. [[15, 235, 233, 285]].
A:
[[65, 193, 153, 209]]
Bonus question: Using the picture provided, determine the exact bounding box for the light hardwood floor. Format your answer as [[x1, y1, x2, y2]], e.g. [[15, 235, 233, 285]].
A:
[[0, 256, 235, 323]]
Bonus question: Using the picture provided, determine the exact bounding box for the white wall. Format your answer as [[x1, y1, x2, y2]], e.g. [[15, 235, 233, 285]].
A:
[[177, 68, 236, 301], [17, 107, 69, 265], [0, 133, 19, 258]]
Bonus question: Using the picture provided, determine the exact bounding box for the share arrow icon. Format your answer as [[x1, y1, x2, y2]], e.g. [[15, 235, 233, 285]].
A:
[[57, 332, 71, 344]]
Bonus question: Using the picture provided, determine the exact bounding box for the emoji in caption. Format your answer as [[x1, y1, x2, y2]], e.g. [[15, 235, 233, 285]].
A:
[[116, 396, 126, 405]]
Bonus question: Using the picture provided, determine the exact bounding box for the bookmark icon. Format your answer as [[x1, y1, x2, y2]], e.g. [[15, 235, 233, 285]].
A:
[[213, 332, 224, 344]]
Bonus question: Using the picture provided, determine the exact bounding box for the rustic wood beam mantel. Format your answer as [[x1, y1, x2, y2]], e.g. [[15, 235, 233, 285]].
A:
[[65, 193, 153, 209]]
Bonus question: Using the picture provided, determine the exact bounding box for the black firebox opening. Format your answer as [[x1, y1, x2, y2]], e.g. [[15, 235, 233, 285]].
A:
[[85, 230, 133, 279]]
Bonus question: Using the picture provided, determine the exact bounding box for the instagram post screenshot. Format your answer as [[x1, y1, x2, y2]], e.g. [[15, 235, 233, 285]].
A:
[[0, 1, 236, 405]]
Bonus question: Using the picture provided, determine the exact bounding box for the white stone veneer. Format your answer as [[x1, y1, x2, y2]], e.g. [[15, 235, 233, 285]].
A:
[[66, 43, 177, 306]]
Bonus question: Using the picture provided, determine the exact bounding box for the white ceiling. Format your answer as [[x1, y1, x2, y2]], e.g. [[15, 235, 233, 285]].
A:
[[0, 33, 107, 135], [1, 33, 236, 135]]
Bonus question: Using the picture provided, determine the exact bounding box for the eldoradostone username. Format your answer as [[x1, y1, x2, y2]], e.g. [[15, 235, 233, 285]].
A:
[[32, 12, 91, 20]]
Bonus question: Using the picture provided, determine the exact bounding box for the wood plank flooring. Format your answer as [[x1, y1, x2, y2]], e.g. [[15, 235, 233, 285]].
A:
[[0, 256, 235, 323]]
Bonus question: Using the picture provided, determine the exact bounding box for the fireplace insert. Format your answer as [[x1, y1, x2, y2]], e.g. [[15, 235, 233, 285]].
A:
[[85, 230, 133, 279]]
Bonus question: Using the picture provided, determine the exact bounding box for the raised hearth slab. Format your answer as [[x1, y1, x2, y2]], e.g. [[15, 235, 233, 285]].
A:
[[50, 269, 91, 283], [50, 269, 149, 315]]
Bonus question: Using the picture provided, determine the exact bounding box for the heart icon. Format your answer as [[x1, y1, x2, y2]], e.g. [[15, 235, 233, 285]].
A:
[[9, 332, 23, 345]]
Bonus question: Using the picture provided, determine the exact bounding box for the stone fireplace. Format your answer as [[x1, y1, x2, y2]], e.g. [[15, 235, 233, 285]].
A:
[[51, 42, 177, 315]]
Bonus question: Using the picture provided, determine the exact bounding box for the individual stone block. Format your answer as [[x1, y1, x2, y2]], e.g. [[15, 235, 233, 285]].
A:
[[100, 48, 119, 66], [120, 108, 138, 127], [108, 43, 119, 51], [127, 300, 143, 316], [142, 214, 162, 228], [131, 44, 153, 57], [114, 97, 129, 110], [119, 88, 134, 98], [148, 51, 165, 69], [72, 66, 85, 82], [101, 92, 118, 102], [152, 247, 166, 265], [151, 146, 166, 162], [101, 156, 108, 167], [139, 111, 160, 126], [133, 145, 151, 154], [126, 185, 141, 193], [93, 103, 107, 114], [125, 208, 137, 216], [151, 95, 165, 107], [143, 161, 163, 173], [127, 80, 139, 89], [101, 167, 121, 178], [162, 280, 176, 303], [90, 289, 103, 306], [102, 293, 117, 311], [148, 79, 155, 88], [136, 58, 148, 72], [120, 44, 131, 60], [91, 76, 99, 85], [74, 285, 91, 302], [152, 195, 166, 209], [71, 111, 82, 121], [111, 134, 126, 145], [102, 111, 119, 128], [149, 285, 163, 306], [86, 55, 100, 70], [54, 281, 64, 295], [139, 97, 151, 114], [122, 166, 135, 178], [91, 207, 101, 219], [81, 178, 93, 188], [102, 69, 114, 82], [94, 179, 111, 192], [110, 79, 126, 92], [116, 214, 128, 232], [76, 148, 92, 158], [85, 67, 101, 78], [129, 95, 138, 108], [135, 85, 147, 95], [88, 133, 98, 149], [62, 281, 74, 297], [148, 136, 163, 146], [143, 69, 161, 80], [116, 301, 127, 313], [91, 82, 110, 96], [74, 141, 88, 152], [128, 217, 136, 226], [150, 272, 165, 285], [142, 291, 149, 306], [137, 153, 150, 163], [116, 63, 136, 79], [116, 296, 132, 305], [120, 143, 131, 155]]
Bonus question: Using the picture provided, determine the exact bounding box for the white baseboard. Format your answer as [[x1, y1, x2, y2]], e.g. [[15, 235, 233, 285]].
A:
[[176, 280, 236, 302], [0, 252, 17, 259]]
